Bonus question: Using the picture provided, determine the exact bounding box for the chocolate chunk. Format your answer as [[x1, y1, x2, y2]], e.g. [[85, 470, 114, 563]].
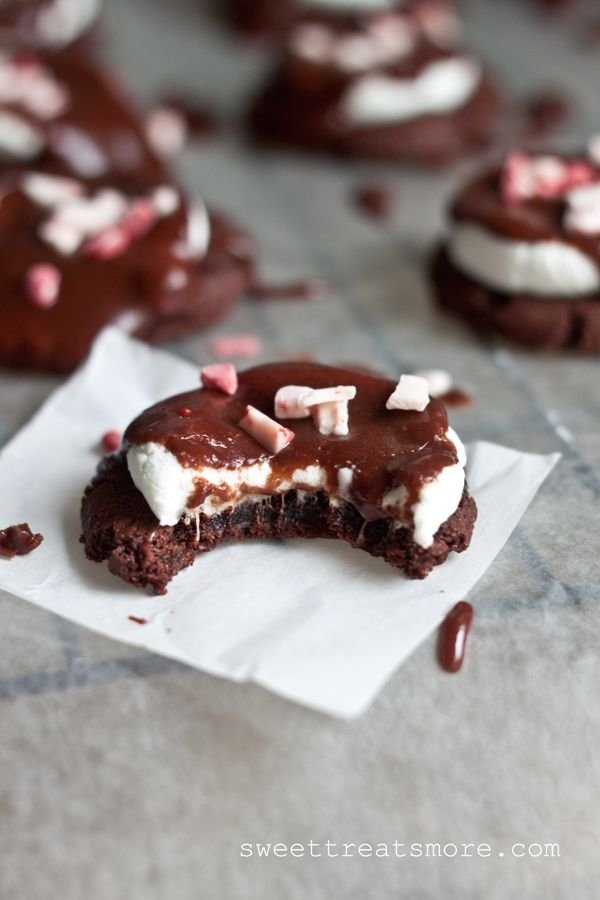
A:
[[0, 524, 43, 558]]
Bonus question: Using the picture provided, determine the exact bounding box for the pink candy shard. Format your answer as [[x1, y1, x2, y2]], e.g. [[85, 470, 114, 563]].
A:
[[210, 334, 262, 359], [311, 400, 350, 436], [25, 263, 61, 308], [501, 152, 598, 207], [120, 199, 157, 239], [274, 385, 312, 419], [82, 226, 130, 260], [201, 363, 238, 396], [238, 405, 295, 455], [386, 375, 430, 412], [101, 430, 122, 453]]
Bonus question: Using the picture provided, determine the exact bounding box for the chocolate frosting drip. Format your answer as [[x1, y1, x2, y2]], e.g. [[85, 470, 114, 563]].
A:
[[125, 362, 459, 522], [0, 49, 167, 187], [451, 165, 600, 269]]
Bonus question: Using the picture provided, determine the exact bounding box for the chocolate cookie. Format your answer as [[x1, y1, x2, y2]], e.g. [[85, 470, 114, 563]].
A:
[[431, 150, 600, 351], [81, 362, 477, 594], [0, 173, 255, 372], [0, 48, 166, 186], [247, 4, 502, 163]]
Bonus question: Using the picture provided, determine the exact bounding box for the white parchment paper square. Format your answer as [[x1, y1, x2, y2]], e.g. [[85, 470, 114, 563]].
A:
[[0, 329, 559, 717]]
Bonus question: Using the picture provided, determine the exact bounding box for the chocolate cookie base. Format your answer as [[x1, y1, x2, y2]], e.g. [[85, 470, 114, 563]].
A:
[[249, 72, 502, 165], [431, 245, 600, 352], [0, 212, 255, 374], [81, 453, 477, 595]]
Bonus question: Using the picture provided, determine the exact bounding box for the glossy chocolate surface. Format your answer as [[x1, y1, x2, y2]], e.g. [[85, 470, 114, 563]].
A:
[[0, 175, 251, 371], [0, 48, 166, 186], [0, 522, 43, 557], [451, 164, 600, 267], [125, 362, 459, 520]]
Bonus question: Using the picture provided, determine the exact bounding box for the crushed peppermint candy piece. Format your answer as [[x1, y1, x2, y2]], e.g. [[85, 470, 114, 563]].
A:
[[210, 334, 262, 358], [201, 363, 238, 396], [238, 405, 295, 455], [152, 185, 179, 216], [25, 263, 61, 308], [501, 152, 598, 207], [101, 430, 122, 453], [119, 199, 157, 239], [82, 226, 129, 260], [302, 386, 357, 407], [145, 106, 188, 159], [275, 385, 356, 434], [414, 368, 453, 398], [386, 375, 430, 412], [22, 172, 83, 206], [564, 182, 600, 234], [33, 182, 176, 257], [311, 400, 351, 436], [274, 385, 312, 419]]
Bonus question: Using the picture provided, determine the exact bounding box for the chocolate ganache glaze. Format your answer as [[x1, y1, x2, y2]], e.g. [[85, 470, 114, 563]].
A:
[[0, 173, 255, 372], [451, 164, 600, 268], [125, 362, 461, 524], [0, 47, 166, 186]]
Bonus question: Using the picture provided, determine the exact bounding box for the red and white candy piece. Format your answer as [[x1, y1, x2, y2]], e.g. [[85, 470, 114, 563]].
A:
[[275, 384, 356, 436], [413, 368, 452, 398], [238, 405, 295, 455], [311, 401, 350, 437], [201, 363, 238, 396], [564, 183, 600, 235], [22, 172, 83, 206], [501, 152, 598, 207], [25, 263, 61, 309], [302, 386, 357, 408], [386, 375, 430, 412], [274, 385, 312, 419]]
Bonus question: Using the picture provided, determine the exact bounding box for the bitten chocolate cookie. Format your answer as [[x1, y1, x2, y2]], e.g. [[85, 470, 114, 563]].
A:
[[0, 47, 166, 186], [81, 362, 477, 594], [248, 1, 502, 164], [0, 172, 255, 372], [431, 146, 600, 351], [0, 0, 100, 52]]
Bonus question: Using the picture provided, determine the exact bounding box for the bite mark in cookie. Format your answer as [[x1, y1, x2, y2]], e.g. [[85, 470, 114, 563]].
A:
[[81, 362, 477, 593]]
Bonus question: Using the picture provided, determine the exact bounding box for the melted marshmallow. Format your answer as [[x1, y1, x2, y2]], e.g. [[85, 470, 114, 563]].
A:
[[448, 223, 600, 297], [127, 426, 467, 549], [342, 57, 480, 125]]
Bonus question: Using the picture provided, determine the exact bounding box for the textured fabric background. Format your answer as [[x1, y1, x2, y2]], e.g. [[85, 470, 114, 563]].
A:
[[1, 1, 600, 897]]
